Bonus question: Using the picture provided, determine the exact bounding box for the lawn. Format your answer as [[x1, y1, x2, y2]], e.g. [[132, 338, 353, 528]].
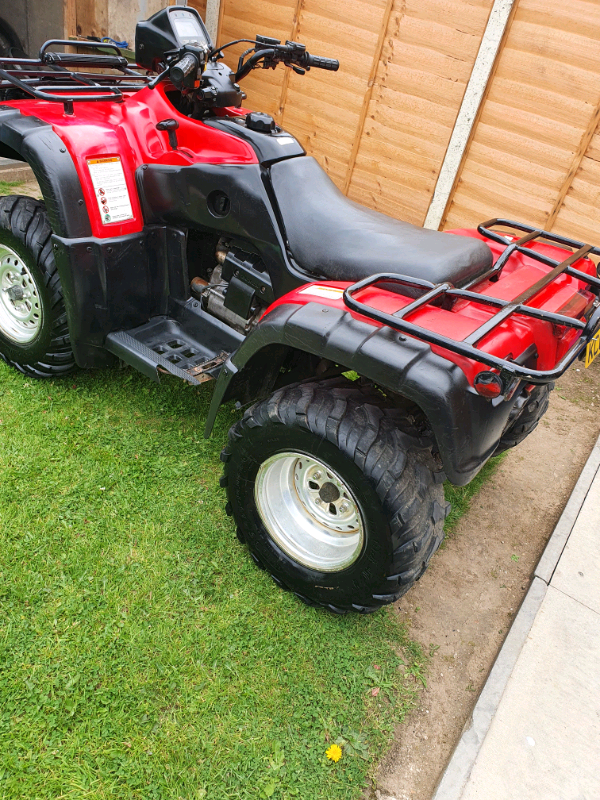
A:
[[0, 361, 497, 799]]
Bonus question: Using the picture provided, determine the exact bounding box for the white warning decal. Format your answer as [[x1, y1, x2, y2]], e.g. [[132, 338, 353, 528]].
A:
[[87, 156, 134, 225], [299, 285, 344, 299]]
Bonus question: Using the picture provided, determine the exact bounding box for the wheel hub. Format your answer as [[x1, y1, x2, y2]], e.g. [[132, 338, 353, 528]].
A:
[[0, 245, 43, 344], [254, 452, 364, 572], [319, 481, 340, 504], [6, 284, 24, 302]]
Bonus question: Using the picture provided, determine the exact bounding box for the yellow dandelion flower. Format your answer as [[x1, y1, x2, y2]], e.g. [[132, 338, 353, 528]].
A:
[[326, 743, 342, 763]]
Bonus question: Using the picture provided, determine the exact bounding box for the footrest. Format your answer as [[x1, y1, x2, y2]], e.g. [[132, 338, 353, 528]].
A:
[[105, 317, 229, 385]]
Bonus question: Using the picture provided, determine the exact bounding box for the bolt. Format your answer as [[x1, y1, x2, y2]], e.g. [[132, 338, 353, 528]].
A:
[[59, 147, 66, 153], [340, 501, 350, 513], [315, 497, 321, 505], [86, 246, 92, 253], [312, 471, 322, 481], [78, 199, 84, 206]]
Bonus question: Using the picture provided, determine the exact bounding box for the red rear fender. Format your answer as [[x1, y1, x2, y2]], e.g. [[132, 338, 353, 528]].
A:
[[3, 85, 257, 238]]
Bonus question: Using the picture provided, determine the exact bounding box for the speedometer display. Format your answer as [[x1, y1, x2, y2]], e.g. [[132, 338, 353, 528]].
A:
[[171, 11, 209, 46]]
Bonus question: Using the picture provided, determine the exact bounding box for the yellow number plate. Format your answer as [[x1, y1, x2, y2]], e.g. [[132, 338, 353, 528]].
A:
[[585, 329, 600, 368]]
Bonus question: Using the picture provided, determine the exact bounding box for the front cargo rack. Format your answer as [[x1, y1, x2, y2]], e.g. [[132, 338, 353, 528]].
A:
[[343, 219, 600, 386], [0, 40, 151, 114]]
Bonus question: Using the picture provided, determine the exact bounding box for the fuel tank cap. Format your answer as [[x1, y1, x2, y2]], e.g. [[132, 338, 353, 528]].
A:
[[246, 112, 276, 134]]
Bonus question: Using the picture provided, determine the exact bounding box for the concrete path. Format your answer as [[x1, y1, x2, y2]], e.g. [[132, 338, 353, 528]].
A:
[[433, 434, 600, 800], [0, 156, 34, 183]]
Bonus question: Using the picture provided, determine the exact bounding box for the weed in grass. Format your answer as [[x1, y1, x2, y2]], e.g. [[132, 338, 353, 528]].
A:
[[0, 363, 430, 800]]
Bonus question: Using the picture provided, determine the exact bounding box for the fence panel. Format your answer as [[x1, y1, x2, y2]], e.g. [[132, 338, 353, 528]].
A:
[[217, 0, 494, 218], [347, 0, 494, 225], [443, 0, 600, 241]]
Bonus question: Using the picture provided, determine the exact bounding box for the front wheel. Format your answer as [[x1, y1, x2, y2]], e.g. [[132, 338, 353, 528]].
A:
[[221, 380, 449, 613], [0, 195, 75, 378]]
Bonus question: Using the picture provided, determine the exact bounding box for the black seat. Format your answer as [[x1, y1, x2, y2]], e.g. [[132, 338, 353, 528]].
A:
[[270, 156, 492, 287]]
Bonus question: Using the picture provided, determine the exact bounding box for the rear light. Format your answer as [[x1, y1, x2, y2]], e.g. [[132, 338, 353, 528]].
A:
[[474, 371, 503, 398]]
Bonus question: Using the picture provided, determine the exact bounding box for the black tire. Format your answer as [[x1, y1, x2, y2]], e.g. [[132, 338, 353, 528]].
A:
[[494, 384, 551, 455], [221, 379, 449, 613], [0, 195, 75, 378]]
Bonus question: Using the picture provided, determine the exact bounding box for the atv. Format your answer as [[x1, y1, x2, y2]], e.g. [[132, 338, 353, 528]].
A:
[[0, 6, 599, 614]]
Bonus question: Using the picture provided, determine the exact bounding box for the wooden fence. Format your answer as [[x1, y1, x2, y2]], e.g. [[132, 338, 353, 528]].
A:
[[443, 0, 600, 244]]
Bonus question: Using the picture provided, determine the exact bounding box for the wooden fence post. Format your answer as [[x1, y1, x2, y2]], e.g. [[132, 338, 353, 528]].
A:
[[205, 0, 221, 44], [423, 0, 516, 230]]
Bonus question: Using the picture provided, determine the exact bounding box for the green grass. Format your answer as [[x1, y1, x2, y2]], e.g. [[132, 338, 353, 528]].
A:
[[0, 180, 25, 196], [0, 362, 497, 799], [0, 364, 431, 800]]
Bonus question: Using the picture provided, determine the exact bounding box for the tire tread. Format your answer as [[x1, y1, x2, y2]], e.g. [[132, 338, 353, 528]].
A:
[[222, 378, 446, 613], [0, 194, 75, 378]]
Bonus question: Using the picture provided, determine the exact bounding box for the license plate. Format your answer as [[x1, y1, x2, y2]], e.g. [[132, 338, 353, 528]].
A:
[[585, 329, 600, 368]]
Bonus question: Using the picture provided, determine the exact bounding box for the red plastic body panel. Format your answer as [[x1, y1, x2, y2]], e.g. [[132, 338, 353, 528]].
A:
[[264, 232, 597, 388], [3, 86, 257, 238]]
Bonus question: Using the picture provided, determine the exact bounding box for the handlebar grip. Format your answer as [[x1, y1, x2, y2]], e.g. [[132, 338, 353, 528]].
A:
[[304, 54, 339, 71], [170, 53, 199, 85]]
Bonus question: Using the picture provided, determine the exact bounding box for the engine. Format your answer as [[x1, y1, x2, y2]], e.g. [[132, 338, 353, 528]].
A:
[[191, 244, 268, 335]]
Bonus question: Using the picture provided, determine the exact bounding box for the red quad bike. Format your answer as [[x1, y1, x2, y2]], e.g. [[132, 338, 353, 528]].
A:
[[0, 6, 599, 613]]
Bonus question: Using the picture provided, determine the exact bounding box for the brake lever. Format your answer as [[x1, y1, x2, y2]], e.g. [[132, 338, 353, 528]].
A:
[[292, 66, 306, 75], [147, 69, 169, 90]]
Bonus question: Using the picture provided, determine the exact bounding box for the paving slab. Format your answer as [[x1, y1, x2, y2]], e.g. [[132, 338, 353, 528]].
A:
[[432, 434, 600, 800], [535, 437, 600, 584], [459, 584, 600, 799], [551, 467, 600, 615]]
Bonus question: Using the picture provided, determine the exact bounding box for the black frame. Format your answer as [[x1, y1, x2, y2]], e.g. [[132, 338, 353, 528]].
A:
[[343, 220, 600, 386]]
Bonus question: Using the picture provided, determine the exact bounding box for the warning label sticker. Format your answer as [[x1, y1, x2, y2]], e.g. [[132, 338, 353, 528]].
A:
[[87, 156, 134, 225], [299, 285, 345, 300]]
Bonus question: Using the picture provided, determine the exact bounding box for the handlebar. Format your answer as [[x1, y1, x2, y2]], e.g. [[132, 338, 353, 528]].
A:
[[303, 53, 339, 71], [170, 52, 199, 87], [234, 42, 339, 82]]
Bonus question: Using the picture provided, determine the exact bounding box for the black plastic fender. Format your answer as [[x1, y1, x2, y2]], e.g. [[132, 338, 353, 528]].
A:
[[205, 302, 523, 486], [0, 106, 91, 238]]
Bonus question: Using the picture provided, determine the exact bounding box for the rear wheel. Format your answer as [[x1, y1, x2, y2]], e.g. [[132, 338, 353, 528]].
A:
[[0, 196, 75, 378], [221, 379, 449, 613], [494, 384, 551, 455]]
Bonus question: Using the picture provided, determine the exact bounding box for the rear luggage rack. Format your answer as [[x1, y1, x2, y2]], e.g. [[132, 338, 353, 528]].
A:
[[343, 220, 600, 386], [0, 41, 150, 114]]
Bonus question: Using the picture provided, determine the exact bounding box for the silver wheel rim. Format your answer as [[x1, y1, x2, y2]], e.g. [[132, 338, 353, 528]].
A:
[[0, 244, 43, 344], [254, 452, 364, 572]]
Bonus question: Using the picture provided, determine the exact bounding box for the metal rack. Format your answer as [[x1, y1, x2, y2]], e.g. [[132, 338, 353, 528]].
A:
[[343, 220, 600, 385], [0, 40, 151, 114]]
